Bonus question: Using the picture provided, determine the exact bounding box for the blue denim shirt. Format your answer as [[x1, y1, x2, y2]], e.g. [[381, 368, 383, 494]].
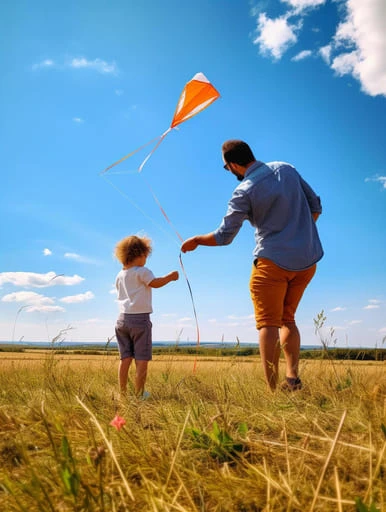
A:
[[213, 161, 323, 270]]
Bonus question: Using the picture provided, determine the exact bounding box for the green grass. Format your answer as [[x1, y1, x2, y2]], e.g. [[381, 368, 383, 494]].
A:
[[0, 352, 385, 511]]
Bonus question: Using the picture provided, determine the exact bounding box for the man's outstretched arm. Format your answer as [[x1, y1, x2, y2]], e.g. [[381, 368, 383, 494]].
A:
[[181, 233, 218, 253]]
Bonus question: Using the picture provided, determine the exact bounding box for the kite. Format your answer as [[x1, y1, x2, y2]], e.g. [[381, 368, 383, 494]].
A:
[[101, 72, 220, 175]]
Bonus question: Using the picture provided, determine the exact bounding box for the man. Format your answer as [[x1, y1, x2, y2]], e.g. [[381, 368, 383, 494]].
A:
[[181, 140, 323, 391]]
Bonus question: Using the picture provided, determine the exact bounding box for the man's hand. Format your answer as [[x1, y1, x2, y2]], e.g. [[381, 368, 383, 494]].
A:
[[181, 236, 199, 253]]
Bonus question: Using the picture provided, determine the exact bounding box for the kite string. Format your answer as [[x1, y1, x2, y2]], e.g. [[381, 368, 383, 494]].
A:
[[140, 176, 201, 370], [100, 133, 164, 175]]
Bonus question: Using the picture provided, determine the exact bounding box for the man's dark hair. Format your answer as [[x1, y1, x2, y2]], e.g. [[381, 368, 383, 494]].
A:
[[222, 140, 256, 166]]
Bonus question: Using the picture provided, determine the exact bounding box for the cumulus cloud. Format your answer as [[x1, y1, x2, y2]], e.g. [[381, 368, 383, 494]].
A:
[[26, 305, 65, 313], [363, 304, 380, 310], [60, 291, 95, 304], [253, 13, 300, 59], [0, 271, 84, 288], [292, 49, 312, 61], [251, 0, 386, 97], [1, 291, 65, 313], [328, 0, 386, 97], [72, 117, 84, 123], [43, 248, 52, 256], [1, 291, 54, 305], [331, 306, 347, 312]]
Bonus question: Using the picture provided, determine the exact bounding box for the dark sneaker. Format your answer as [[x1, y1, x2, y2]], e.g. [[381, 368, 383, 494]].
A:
[[281, 377, 303, 391]]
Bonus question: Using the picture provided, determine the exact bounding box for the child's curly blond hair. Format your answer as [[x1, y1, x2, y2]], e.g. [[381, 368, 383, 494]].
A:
[[114, 235, 152, 267]]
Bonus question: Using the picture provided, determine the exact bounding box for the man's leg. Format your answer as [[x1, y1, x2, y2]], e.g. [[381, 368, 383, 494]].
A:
[[135, 360, 148, 396], [281, 264, 317, 388], [280, 323, 300, 379], [119, 357, 133, 393], [259, 326, 281, 391]]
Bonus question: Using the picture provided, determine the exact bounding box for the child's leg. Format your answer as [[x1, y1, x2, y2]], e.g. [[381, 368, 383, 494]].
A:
[[119, 357, 133, 393], [134, 360, 148, 396]]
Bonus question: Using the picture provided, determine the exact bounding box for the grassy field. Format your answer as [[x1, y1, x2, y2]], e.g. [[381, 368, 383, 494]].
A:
[[0, 351, 385, 511]]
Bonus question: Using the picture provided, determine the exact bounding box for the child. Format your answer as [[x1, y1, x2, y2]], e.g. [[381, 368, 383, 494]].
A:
[[114, 235, 179, 398]]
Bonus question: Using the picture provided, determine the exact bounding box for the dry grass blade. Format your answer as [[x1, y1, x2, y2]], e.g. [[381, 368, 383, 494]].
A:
[[76, 395, 135, 502], [309, 409, 347, 512], [334, 466, 343, 512], [165, 409, 190, 488]]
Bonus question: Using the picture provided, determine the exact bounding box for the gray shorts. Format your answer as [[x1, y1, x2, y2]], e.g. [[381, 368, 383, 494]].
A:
[[115, 313, 152, 361]]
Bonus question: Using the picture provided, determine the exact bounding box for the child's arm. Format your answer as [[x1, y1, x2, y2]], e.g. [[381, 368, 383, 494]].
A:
[[149, 271, 179, 289]]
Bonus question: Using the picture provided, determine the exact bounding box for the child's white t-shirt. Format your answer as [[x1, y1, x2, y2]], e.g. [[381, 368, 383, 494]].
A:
[[115, 266, 155, 314]]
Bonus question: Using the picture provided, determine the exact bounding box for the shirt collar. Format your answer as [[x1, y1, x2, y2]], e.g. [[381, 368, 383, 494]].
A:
[[244, 160, 264, 179]]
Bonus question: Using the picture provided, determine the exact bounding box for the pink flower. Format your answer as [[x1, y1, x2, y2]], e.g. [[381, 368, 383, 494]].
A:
[[110, 415, 126, 431]]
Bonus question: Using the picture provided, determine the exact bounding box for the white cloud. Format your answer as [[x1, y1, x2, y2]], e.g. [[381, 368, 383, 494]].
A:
[[1, 291, 64, 313], [329, 0, 386, 97], [64, 252, 98, 264], [292, 49, 312, 61], [72, 117, 84, 123], [348, 320, 362, 325], [251, 0, 386, 97], [319, 44, 333, 64], [43, 248, 52, 256], [0, 271, 84, 288], [1, 291, 54, 305], [70, 57, 118, 74], [369, 299, 382, 304], [178, 317, 192, 323], [26, 305, 65, 313], [282, 0, 326, 11], [31, 56, 118, 75], [253, 13, 300, 60], [60, 291, 94, 304], [379, 326, 386, 334], [64, 252, 82, 260], [365, 176, 386, 190], [330, 306, 347, 312], [32, 59, 55, 70], [363, 304, 380, 310], [115, 89, 124, 96]]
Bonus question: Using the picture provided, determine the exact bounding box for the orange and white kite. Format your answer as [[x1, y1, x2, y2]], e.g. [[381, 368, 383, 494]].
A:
[[101, 72, 220, 174]]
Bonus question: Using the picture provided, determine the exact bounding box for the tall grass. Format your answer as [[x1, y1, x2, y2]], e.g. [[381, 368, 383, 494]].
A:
[[0, 351, 385, 511]]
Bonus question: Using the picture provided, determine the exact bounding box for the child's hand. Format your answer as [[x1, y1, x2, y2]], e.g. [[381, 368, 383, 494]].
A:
[[170, 271, 179, 281]]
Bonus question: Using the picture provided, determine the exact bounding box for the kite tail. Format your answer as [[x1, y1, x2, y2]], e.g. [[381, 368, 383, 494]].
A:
[[138, 128, 172, 173], [100, 133, 164, 175]]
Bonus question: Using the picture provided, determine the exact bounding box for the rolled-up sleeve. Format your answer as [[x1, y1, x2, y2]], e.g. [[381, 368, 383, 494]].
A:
[[300, 176, 322, 214], [213, 189, 250, 246]]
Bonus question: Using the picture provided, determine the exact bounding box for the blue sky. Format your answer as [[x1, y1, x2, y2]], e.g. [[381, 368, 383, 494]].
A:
[[1, 0, 385, 348]]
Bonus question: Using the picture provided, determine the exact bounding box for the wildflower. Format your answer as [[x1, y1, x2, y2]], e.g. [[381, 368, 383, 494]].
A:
[[110, 415, 126, 431]]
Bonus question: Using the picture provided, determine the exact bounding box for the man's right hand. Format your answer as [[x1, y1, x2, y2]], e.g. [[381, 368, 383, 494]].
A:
[[181, 236, 200, 253]]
